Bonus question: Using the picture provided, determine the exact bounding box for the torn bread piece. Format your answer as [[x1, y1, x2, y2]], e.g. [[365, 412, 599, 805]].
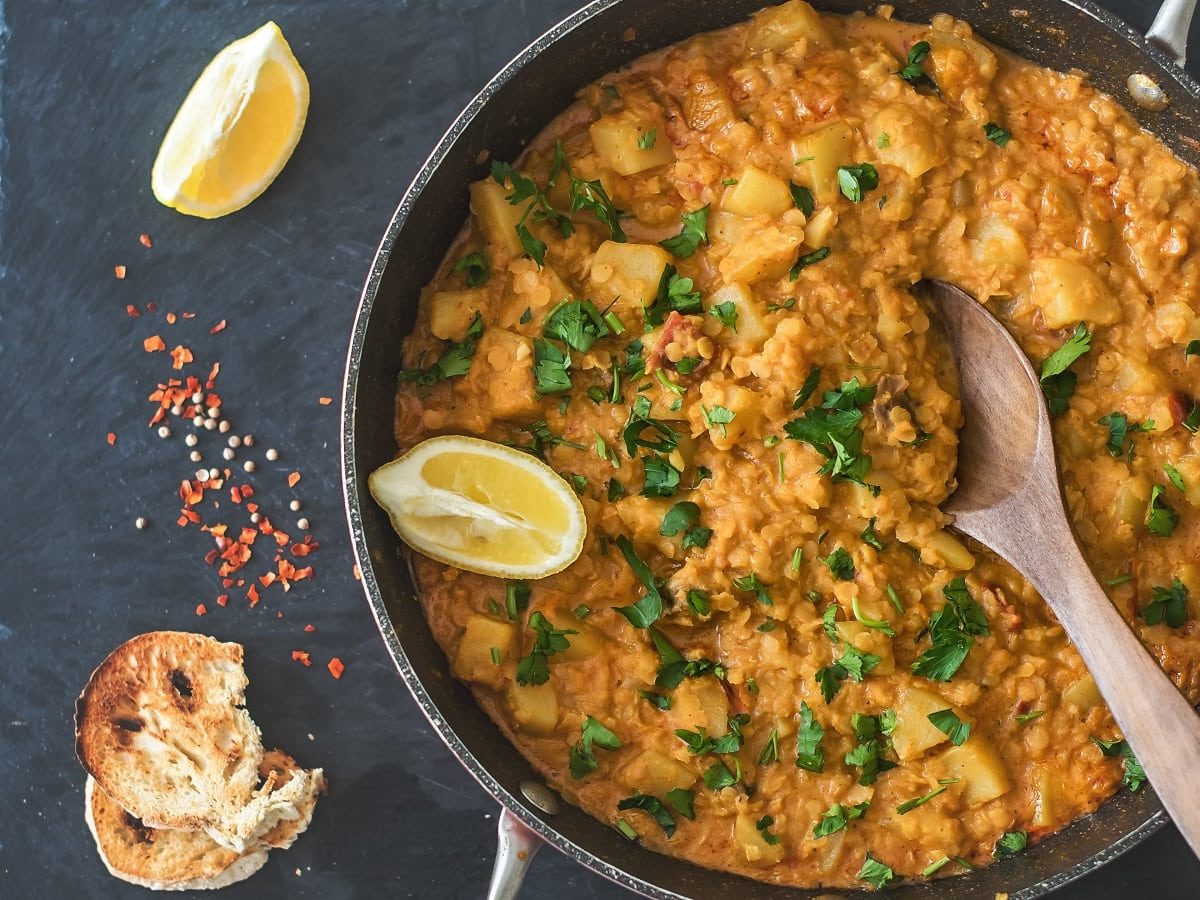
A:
[[75, 631, 321, 852]]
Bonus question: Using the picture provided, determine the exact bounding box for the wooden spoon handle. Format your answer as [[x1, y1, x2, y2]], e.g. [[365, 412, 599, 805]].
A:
[[1031, 540, 1200, 856]]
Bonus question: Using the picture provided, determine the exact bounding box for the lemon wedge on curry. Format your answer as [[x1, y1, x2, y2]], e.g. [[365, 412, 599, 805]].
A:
[[368, 436, 587, 579], [151, 21, 309, 218]]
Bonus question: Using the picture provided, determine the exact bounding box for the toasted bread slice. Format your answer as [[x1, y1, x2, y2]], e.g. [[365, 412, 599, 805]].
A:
[[75, 632, 267, 850], [85, 776, 268, 891], [256, 749, 326, 850]]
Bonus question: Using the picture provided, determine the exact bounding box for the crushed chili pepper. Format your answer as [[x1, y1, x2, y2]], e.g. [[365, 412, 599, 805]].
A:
[[139, 233, 153, 248], [144, 335, 166, 352], [195, 603, 207, 616], [304, 624, 316, 632], [166, 312, 177, 325], [125, 304, 141, 318], [327, 657, 345, 680], [170, 345, 193, 370], [292, 650, 312, 667], [318, 397, 332, 406], [107, 432, 117, 446], [287, 472, 301, 488], [114, 265, 127, 279], [210, 319, 227, 334]]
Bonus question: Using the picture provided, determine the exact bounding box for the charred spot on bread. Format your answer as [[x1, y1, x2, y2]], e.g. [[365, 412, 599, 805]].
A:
[[113, 717, 143, 733], [169, 669, 194, 698], [122, 811, 156, 845]]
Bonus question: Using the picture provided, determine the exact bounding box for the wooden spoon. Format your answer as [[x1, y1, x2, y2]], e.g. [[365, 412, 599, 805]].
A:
[[922, 279, 1200, 856]]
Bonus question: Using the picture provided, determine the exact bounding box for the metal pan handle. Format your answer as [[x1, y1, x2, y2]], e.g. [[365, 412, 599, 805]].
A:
[[486, 808, 544, 900], [1148, 0, 1198, 65]]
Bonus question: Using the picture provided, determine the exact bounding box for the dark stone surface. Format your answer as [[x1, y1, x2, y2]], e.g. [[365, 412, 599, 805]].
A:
[[1, 1, 1199, 897]]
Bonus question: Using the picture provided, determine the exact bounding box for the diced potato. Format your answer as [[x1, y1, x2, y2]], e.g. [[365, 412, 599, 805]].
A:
[[804, 207, 837, 248], [462, 329, 539, 422], [1039, 179, 1083, 241], [557, 623, 605, 662], [919, 529, 976, 571], [793, 121, 854, 206], [506, 681, 559, 735], [670, 678, 730, 735], [836, 621, 895, 675], [683, 70, 736, 132], [719, 226, 805, 284], [926, 30, 997, 101], [734, 809, 786, 864], [892, 686, 954, 760], [1111, 357, 1162, 395], [1063, 674, 1103, 712], [705, 283, 769, 351], [815, 829, 846, 872], [971, 214, 1029, 265], [453, 616, 516, 688], [429, 289, 486, 341], [709, 212, 756, 245], [620, 749, 696, 795], [747, 0, 830, 53], [939, 736, 1011, 806], [470, 177, 533, 257], [614, 496, 672, 543], [868, 106, 945, 179], [1113, 475, 1152, 527], [699, 382, 765, 450], [589, 112, 674, 175], [1032, 768, 1059, 829], [1154, 301, 1200, 344], [1029, 257, 1122, 328], [722, 166, 794, 217], [1172, 457, 1200, 508], [589, 240, 670, 315]]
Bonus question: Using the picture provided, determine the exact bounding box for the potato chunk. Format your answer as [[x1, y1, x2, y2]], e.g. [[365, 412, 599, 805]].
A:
[[705, 283, 769, 351], [718, 226, 804, 284], [619, 749, 695, 795], [453, 615, 516, 688], [589, 240, 670, 317], [939, 736, 1011, 806], [835, 622, 895, 675], [734, 809, 785, 864], [557, 622, 604, 662], [670, 678, 730, 735], [793, 121, 854, 206], [722, 166, 794, 218], [1030, 257, 1121, 328], [463, 329, 539, 422], [1063, 674, 1103, 712], [470, 177, 532, 257], [506, 681, 559, 735], [892, 686, 954, 760], [589, 112, 674, 175], [868, 106, 945, 179], [429, 289, 486, 341], [1032, 768, 1059, 828], [747, 0, 829, 53], [1172, 457, 1200, 508]]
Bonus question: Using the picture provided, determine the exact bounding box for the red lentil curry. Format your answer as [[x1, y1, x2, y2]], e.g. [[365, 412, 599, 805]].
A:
[[389, 1, 1200, 889]]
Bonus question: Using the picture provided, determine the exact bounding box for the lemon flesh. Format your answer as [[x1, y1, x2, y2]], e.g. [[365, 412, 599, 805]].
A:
[[368, 436, 587, 580], [151, 22, 309, 219]]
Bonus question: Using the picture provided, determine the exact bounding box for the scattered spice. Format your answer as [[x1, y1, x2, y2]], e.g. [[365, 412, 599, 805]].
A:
[[125, 304, 141, 318], [327, 657, 345, 680], [139, 233, 154, 248], [107, 432, 117, 446], [195, 603, 207, 616], [292, 650, 312, 667], [144, 335, 166, 352], [288, 471, 301, 488], [318, 397, 332, 406], [170, 345, 194, 370], [114, 265, 127, 279], [304, 624, 316, 632], [210, 319, 227, 334]]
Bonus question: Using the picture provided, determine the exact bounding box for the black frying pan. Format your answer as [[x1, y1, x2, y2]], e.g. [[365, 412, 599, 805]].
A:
[[341, 1, 1200, 896]]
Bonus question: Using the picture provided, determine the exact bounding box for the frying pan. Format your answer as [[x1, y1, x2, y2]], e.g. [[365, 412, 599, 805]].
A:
[[341, 0, 1200, 896]]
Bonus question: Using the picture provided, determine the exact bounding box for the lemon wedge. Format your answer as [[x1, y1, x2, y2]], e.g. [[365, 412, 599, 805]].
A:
[[368, 436, 587, 580], [151, 21, 309, 218]]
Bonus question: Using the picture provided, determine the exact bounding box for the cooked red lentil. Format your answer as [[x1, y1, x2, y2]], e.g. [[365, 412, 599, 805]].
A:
[[389, 1, 1200, 888]]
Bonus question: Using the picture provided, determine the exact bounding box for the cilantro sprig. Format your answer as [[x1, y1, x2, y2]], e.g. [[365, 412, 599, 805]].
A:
[[569, 716, 622, 778], [515, 612, 577, 685], [911, 577, 989, 681], [1040, 323, 1092, 415], [660, 205, 710, 258], [399, 312, 484, 386]]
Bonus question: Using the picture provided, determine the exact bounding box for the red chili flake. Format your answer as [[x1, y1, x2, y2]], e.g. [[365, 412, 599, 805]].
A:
[[181, 509, 200, 524], [139, 233, 153, 248], [222, 578, 234, 589], [304, 624, 316, 632], [290, 542, 313, 557], [182, 311, 196, 319], [210, 319, 228, 334], [318, 397, 333, 406], [114, 265, 127, 279], [247, 584, 261, 607], [170, 345, 193, 370], [125, 304, 141, 318], [239, 527, 257, 545], [259, 517, 275, 535], [292, 650, 312, 667], [353, 564, 362, 581], [144, 335, 166, 352], [216, 593, 229, 607], [196, 603, 208, 616], [276, 611, 284, 619], [106, 432, 117, 446], [204, 549, 219, 566], [230, 486, 243, 504], [327, 657, 345, 680], [146, 301, 158, 313], [166, 312, 177, 325], [260, 572, 277, 588], [241, 485, 256, 499], [287, 471, 301, 488], [206, 362, 220, 388]]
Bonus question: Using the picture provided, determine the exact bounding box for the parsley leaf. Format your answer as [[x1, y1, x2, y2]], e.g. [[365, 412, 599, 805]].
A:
[[983, 122, 1011, 147], [758, 727, 780, 765], [660, 501, 712, 549], [651, 627, 725, 688], [1165, 462, 1187, 493], [642, 456, 682, 497], [532, 338, 573, 393], [1039, 323, 1092, 415], [622, 395, 679, 456], [911, 577, 989, 681], [858, 853, 896, 889], [733, 572, 773, 606], [1093, 737, 1147, 791], [813, 801, 870, 837], [823, 547, 856, 580], [993, 830, 1028, 858], [568, 716, 622, 779], [795, 701, 825, 772], [927, 709, 970, 746], [660, 205, 710, 258], [816, 645, 881, 702], [1188, 339, 1200, 358], [794, 366, 821, 408], [860, 517, 886, 551], [617, 794, 676, 837], [789, 246, 831, 280], [645, 265, 703, 327], [756, 815, 781, 845], [1015, 710, 1044, 724], [637, 129, 657, 150], [708, 300, 739, 330], [452, 251, 489, 286], [1097, 412, 1153, 461], [897, 40, 931, 85], [703, 759, 740, 790], [896, 782, 953, 814], [504, 581, 530, 621], [789, 182, 815, 216], [1143, 577, 1189, 628], [614, 535, 665, 628], [837, 164, 879, 202], [1146, 485, 1179, 537], [543, 299, 610, 353], [399, 312, 484, 385], [701, 404, 736, 437], [665, 788, 695, 819], [686, 589, 711, 616], [640, 689, 672, 710], [675, 714, 749, 756], [515, 612, 577, 685]]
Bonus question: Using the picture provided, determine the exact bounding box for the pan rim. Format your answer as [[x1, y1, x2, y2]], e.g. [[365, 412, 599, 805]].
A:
[[340, 0, 1199, 896]]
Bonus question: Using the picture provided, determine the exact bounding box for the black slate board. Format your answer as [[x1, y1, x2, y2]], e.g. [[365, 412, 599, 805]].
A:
[[1, 1, 1199, 897]]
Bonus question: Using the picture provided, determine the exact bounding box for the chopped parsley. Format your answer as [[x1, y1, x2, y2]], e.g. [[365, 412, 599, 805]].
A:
[[543, 299, 610, 352], [852, 596, 895, 636], [639, 689, 672, 710], [983, 122, 1011, 147], [617, 794, 676, 838], [637, 128, 657, 150], [675, 356, 702, 375], [793, 366, 822, 408], [789, 182, 815, 216], [613, 535, 665, 628], [795, 701, 825, 772], [665, 788, 695, 819], [922, 857, 952, 876], [1015, 709, 1045, 724], [993, 830, 1028, 858], [659, 205, 710, 258], [784, 377, 878, 493], [505, 581, 530, 621], [646, 265, 703, 326], [660, 501, 713, 550], [823, 546, 856, 580], [1165, 462, 1187, 493], [837, 163, 879, 202], [844, 713, 897, 785], [1097, 411, 1153, 461], [897, 40, 931, 85], [553, 141, 626, 242], [651, 627, 725, 688], [858, 853, 896, 889], [568, 716, 622, 779], [515, 612, 576, 685], [514, 419, 586, 460], [489, 159, 571, 266], [756, 815, 781, 845], [675, 714, 749, 756], [452, 251, 489, 286], [1142, 577, 1189, 628], [703, 759, 740, 790], [896, 781, 956, 814], [701, 404, 736, 437], [733, 572, 773, 606], [1039, 323, 1092, 415], [642, 456, 682, 497], [622, 395, 679, 457], [758, 727, 780, 765], [927, 709, 970, 746], [708, 300, 739, 330], [686, 588, 711, 617], [399, 312, 484, 385], [1145, 485, 1179, 537], [813, 800, 870, 838], [789, 245, 831, 280], [532, 338, 573, 393], [911, 577, 989, 681], [573, 604, 592, 619], [1187, 339, 1200, 358], [876, 132, 891, 149], [860, 517, 886, 551], [816, 645, 881, 702], [607, 478, 625, 501], [1093, 737, 1147, 791]]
